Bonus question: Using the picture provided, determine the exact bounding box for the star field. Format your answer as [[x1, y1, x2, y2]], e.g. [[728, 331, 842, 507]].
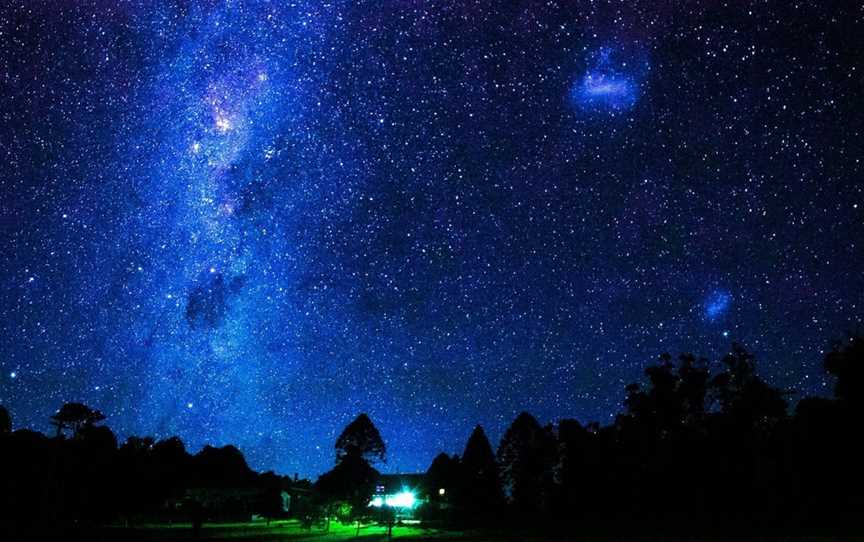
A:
[[1, 1, 863, 477]]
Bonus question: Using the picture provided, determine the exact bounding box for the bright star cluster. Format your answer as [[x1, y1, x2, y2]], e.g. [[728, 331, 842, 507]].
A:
[[1, 1, 863, 477], [704, 291, 732, 322]]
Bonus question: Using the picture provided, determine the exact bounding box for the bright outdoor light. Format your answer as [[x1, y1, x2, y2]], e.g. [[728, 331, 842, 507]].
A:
[[386, 491, 416, 509], [370, 490, 417, 509]]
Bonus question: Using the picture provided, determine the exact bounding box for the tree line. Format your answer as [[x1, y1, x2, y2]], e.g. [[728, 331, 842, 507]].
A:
[[0, 402, 294, 531], [312, 337, 864, 536], [1, 334, 863, 536]]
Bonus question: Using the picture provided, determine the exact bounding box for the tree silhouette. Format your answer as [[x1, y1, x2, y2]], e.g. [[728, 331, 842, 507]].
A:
[[711, 344, 787, 428], [457, 425, 503, 522], [78, 424, 118, 449], [150, 436, 191, 501], [315, 451, 379, 511], [334, 413, 386, 465], [0, 429, 55, 525], [497, 412, 557, 515], [426, 452, 460, 521], [318, 416, 385, 532], [117, 436, 157, 522], [50, 402, 106, 438], [69, 424, 119, 521], [556, 419, 612, 522], [704, 345, 788, 528], [0, 405, 10, 434], [677, 353, 710, 426], [824, 334, 864, 406], [792, 335, 864, 528], [426, 452, 459, 498], [193, 445, 255, 487], [622, 353, 709, 437]]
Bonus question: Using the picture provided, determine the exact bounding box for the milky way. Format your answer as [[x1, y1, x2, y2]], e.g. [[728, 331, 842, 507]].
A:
[[2, 1, 863, 476]]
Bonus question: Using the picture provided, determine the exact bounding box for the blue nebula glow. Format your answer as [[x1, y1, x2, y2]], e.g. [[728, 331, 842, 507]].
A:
[[570, 47, 643, 112], [704, 291, 732, 322]]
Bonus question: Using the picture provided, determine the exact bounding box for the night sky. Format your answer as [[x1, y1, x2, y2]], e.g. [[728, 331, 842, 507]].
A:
[[1, 1, 863, 477]]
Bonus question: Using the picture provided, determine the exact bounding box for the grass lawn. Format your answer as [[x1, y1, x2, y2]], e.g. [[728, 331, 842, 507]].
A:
[[95, 521, 621, 541], [97, 519, 475, 541]]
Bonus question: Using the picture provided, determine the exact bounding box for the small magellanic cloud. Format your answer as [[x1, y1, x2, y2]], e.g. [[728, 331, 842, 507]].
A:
[[703, 291, 732, 322]]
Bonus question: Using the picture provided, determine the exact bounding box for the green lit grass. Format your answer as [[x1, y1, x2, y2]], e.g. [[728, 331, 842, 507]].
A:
[[100, 519, 472, 541]]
